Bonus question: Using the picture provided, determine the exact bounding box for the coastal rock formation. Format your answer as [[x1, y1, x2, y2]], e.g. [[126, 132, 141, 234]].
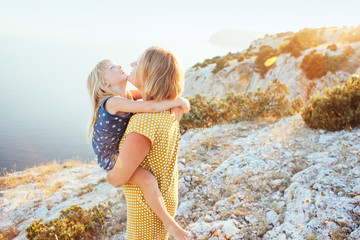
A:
[[1, 115, 359, 239], [184, 27, 360, 100]]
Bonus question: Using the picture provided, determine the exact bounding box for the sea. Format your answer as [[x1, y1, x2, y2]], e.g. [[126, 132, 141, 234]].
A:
[[0, 34, 243, 175]]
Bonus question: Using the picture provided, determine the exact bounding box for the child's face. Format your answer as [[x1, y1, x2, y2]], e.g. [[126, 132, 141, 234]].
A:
[[105, 62, 128, 86]]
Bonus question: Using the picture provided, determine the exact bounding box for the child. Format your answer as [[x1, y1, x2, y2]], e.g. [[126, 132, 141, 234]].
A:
[[87, 59, 191, 240]]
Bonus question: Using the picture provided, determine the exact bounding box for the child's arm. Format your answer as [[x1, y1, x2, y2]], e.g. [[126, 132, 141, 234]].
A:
[[105, 96, 190, 115]]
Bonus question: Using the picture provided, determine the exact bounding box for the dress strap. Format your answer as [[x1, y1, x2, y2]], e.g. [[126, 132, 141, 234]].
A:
[[101, 96, 113, 108]]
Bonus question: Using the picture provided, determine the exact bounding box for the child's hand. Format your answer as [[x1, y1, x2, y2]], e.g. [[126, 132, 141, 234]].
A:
[[170, 107, 184, 122], [178, 97, 190, 113]]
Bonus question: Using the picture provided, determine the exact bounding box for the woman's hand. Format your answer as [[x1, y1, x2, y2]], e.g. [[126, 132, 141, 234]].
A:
[[170, 107, 184, 122]]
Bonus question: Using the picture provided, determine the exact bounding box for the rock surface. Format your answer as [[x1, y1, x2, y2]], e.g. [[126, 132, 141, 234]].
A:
[[183, 26, 360, 100], [1, 114, 359, 239]]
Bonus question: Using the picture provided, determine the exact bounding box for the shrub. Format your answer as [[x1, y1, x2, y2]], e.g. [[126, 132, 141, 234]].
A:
[[237, 55, 245, 62], [276, 31, 294, 38], [180, 80, 303, 132], [327, 43, 338, 51], [323, 53, 347, 74], [301, 73, 360, 131], [290, 48, 302, 58], [250, 79, 297, 119], [296, 28, 324, 49], [200, 62, 208, 68], [301, 50, 349, 79], [254, 46, 278, 77], [212, 58, 230, 74], [343, 45, 355, 55], [192, 52, 253, 70], [179, 94, 228, 131], [300, 50, 325, 79], [279, 36, 303, 53], [0, 227, 19, 239], [26, 204, 109, 240], [279, 28, 324, 54]]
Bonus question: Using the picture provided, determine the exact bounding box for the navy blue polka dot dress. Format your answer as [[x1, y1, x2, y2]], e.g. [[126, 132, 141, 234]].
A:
[[92, 97, 134, 171]]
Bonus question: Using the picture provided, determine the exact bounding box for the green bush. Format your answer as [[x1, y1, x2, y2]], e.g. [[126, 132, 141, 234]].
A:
[[237, 55, 245, 62], [323, 53, 347, 74], [212, 58, 230, 74], [291, 48, 302, 58], [276, 31, 294, 38], [296, 28, 324, 49], [179, 94, 227, 131], [0, 227, 19, 239], [343, 45, 355, 55], [327, 44, 338, 51], [300, 50, 325, 79], [192, 52, 251, 70], [301, 73, 360, 131], [279, 28, 324, 54], [249, 79, 299, 119], [301, 50, 349, 79], [26, 204, 108, 240], [279, 36, 303, 53], [254, 46, 278, 77], [180, 80, 303, 132]]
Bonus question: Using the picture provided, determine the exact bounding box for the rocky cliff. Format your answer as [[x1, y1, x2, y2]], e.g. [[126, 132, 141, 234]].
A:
[[184, 26, 360, 100], [1, 115, 359, 239]]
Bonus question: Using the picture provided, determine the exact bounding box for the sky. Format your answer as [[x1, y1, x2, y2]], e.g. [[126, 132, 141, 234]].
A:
[[1, 0, 359, 71]]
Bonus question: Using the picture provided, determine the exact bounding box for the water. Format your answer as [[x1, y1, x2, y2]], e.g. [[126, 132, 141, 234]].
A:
[[0, 34, 245, 175], [0, 36, 98, 174]]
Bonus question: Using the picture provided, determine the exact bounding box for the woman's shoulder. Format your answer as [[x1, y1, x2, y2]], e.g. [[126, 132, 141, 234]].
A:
[[128, 111, 177, 131], [130, 111, 173, 123], [125, 111, 177, 144]]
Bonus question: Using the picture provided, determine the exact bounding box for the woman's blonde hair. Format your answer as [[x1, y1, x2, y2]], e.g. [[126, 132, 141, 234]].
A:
[[87, 59, 118, 140], [137, 46, 184, 101]]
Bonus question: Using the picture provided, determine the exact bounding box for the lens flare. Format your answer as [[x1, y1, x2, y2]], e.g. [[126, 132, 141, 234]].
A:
[[264, 56, 278, 67]]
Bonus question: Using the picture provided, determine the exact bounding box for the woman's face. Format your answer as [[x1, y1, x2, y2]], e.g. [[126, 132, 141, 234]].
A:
[[105, 62, 128, 86], [128, 61, 141, 89]]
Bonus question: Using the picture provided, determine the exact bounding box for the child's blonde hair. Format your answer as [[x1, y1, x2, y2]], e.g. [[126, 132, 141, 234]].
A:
[[87, 59, 118, 140], [138, 46, 184, 101]]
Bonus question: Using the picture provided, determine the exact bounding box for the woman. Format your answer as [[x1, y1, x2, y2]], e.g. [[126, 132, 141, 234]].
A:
[[107, 47, 190, 240]]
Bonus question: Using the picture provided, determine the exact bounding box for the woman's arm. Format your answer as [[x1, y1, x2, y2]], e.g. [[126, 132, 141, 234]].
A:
[[106, 132, 151, 187], [105, 96, 190, 115]]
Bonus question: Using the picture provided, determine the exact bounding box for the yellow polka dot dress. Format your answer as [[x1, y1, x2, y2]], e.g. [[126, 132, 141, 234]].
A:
[[119, 110, 179, 240]]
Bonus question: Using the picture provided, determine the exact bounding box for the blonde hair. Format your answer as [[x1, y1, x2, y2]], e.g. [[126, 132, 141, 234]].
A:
[[87, 59, 118, 140], [137, 46, 184, 101]]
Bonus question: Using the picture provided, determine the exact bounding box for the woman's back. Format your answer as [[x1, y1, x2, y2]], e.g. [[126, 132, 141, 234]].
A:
[[120, 110, 179, 240]]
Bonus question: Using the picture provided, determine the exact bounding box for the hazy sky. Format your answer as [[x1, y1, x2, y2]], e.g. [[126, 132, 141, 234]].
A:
[[1, 0, 359, 70]]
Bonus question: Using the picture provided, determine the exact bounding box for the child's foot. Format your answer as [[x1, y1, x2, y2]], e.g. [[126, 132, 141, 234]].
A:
[[166, 223, 191, 240]]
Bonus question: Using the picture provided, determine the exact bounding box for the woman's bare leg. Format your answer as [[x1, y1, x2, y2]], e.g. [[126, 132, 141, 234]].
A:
[[128, 166, 191, 240]]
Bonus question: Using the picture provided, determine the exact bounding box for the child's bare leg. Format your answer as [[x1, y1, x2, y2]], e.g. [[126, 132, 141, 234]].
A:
[[128, 166, 191, 240]]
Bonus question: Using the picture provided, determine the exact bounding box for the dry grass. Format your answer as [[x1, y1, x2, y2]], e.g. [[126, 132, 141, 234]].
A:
[[45, 181, 64, 197], [0, 159, 83, 191], [331, 227, 351, 240], [77, 183, 96, 196], [0, 227, 19, 239]]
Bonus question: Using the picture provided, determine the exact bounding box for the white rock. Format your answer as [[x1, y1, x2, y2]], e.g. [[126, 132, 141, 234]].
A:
[[176, 200, 194, 218], [349, 227, 360, 240], [266, 210, 279, 226]]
